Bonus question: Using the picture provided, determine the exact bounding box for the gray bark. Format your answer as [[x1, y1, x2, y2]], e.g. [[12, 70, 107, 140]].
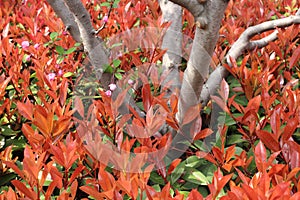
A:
[[159, 0, 183, 93], [63, 0, 109, 80], [169, 0, 229, 123], [200, 12, 300, 105], [47, 0, 81, 42]]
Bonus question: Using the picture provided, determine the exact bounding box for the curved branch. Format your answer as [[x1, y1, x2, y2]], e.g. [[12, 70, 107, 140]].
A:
[[169, 0, 208, 28], [200, 12, 300, 106]]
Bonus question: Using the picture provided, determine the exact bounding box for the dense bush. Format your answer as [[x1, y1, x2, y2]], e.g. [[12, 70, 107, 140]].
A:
[[0, 0, 299, 199]]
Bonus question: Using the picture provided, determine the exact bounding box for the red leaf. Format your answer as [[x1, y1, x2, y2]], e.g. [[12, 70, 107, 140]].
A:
[[17, 100, 34, 121], [142, 83, 153, 112], [74, 97, 84, 118], [69, 164, 85, 185], [235, 168, 250, 184], [3, 161, 25, 180], [80, 186, 105, 199], [112, 87, 129, 116], [245, 95, 261, 113], [290, 45, 300, 68], [186, 189, 203, 200], [182, 104, 200, 126], [270, 106, 281, 139], [11, 180, 37, 199], [254, 141, 267, 172], [269, 42, 283, 60], [59, 78, 68, 106], [116, 180, 131, 196], [282, 117, 298, 142], [194, 128, 213, 140], [241, 184, 258, 200], [256, 130, 280, 152], [211, 95, 228, 113], [0, 76, 11, 98], [220, 79, 229, 101], [167, 159, 181, 175], [70, 180, 78, 198], [290, 192, 300, 200]]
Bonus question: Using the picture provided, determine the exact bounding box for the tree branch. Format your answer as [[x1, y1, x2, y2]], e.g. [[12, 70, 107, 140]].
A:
[[200, 12, 300, 106], [159, 0, 183, 93], [46, 0, 81, 42], [63, 0, 109, 79], [169, 0, 228, 123], [169, 0, 208, 28]]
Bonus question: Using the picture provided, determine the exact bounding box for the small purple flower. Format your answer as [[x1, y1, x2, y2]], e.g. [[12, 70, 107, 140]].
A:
[[63, 31, 68, 35], [105, 90, 112, 97], [47, 73, 56, 81], [128, 79, 134, 85], [109, 83, 117, 91], [103, 15, 108, 23], [21, 41, 30, 49], [34, 43, 40, 49]]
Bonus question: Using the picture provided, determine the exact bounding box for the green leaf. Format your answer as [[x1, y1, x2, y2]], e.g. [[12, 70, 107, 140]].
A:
[[114, 73, 122, 80], [227, 134, 245, 145], [63, 72, 74, 78], [65, 47, 76, 54], [110, 42, 123, 49], [185, 156, 203, 168], [55, 45, 65, 55], [234, 95, 248, 106], [57, 55, 64, 64], [100, 2, 111, 7], [181, 182, 199, 190], [0, 173, 17, 186], [104, 65, 113, 73], [150, 172, 165, 185], [170, 162, 185, 185], [50, 32, 58, 41], [74, 42, 82, 47], [112, 0, 120, 8], [183, 170, 209, 185], [113, 59, 121, 67], [225, 115, 236, 126], [1, 126, 20, 136]]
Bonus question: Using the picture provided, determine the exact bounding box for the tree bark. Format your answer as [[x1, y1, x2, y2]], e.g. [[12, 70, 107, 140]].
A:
[[168, 0, 229, 123], [47, 0, 81, 42], [159, 0, 183, 94]]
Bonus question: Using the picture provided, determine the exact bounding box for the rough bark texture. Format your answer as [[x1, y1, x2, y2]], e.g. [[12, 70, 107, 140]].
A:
[[159, 0, 183, 93]]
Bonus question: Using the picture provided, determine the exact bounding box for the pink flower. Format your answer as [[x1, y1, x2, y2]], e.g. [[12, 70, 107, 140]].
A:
[[47, 73, 56, 81], [103, 15, 108, 23], [109, 83, 117, 91], [34, 43, 40, 49], [58, 70, 63, 76], [25, 55, 31, 62], [128, 79, 134, 85], [21, 41, 30, 49], [105, 90, 112, 97]]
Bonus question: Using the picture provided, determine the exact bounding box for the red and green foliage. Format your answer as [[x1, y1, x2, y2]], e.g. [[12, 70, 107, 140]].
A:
[[0, 0, 300, 199]]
